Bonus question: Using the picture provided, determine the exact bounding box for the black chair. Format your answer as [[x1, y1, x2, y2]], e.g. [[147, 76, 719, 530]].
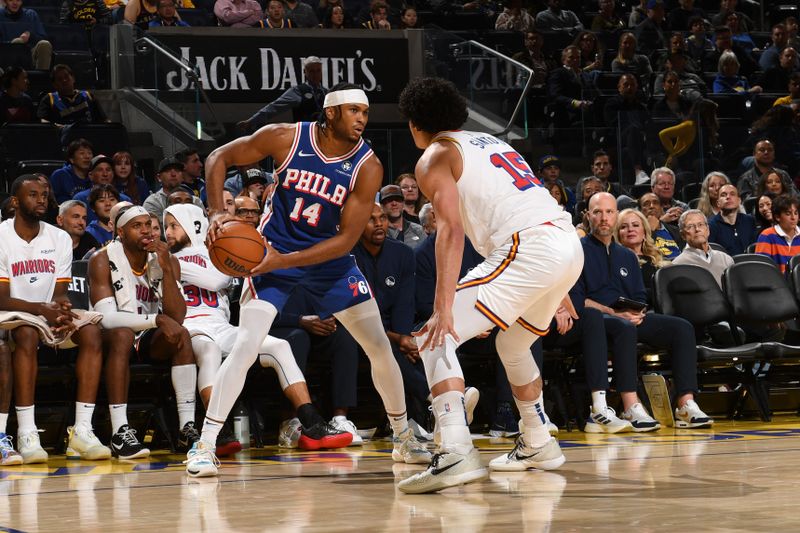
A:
[[14, 160, 65, 181], [60, 123, 129, 155], [655, 264, 765, 419], [709, 242, 727, 252], [733, 253, 775, 266], [681, 183, 701, 203], [789, 254, 800, 274], [743, 196, 757, 214], [0, 42, 33, 69], [0, 124, 63, 163], [43, 23, 91, 52], [746, 242, 758, 253], [630, 183, 651, 199]]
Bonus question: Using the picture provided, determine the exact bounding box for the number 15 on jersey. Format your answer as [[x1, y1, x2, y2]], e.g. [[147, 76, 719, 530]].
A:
[[490, 151, 543, 191]]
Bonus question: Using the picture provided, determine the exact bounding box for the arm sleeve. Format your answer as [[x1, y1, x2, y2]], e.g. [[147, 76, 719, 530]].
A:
[[94, 297, 158, 331], [179, 259, 231, 292], [389, 248, 415, 336], [247, 86, 303, 128]]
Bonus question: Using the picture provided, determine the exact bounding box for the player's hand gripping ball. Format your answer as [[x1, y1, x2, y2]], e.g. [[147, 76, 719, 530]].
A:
[[208, 220, 266, 276]]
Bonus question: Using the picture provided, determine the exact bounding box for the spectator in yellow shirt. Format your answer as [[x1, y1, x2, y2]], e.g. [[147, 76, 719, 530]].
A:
[[773, 72, 800, 106]]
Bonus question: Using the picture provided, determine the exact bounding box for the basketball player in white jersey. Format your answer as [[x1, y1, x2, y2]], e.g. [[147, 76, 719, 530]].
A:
[[0, 174, 109, 463], [88, 205, 198, 459], [396, 78, 584, 493], [163, 204, 351, 454]]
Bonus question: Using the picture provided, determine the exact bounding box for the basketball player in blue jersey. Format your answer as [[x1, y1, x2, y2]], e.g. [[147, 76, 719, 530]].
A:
[[185, 83, 431, 478]]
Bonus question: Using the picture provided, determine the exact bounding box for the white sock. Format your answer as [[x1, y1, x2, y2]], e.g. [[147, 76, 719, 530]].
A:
[[16, 405, 36, 434], [75, 402, 95, 430], [201, 416, 223, 447], [172, 364, 197, 428], [110, 404, 128, 434], [515, 395, 551, 449], [388, 412, 409, 437], [591, 390, 608, 412], [434, 391, 473, 455], [0, 413, 7, 434]]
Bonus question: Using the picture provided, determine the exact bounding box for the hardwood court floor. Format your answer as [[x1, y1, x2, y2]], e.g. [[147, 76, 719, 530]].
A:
[[2, 416, 800, 532]]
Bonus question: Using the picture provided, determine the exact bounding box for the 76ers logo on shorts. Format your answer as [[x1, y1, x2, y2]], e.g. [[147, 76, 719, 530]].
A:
[[348, 276, 370, 297]]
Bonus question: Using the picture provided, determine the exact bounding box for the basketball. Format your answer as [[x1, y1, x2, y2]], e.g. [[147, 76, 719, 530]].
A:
[[208, 221, 266, 277]]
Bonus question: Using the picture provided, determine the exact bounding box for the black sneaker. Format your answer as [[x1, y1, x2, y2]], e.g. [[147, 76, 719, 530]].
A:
[[177, 421, 201, 453], [489, 402, 519, 438], [110, 425, 150, 459], [298, 421, 353, 450]]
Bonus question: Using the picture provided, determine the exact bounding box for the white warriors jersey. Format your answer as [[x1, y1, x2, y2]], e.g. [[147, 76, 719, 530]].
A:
[[133, 270, 160, 315], [0, 219, 72, 302], [431, 130, 573, 257], [174, 245, 232, 324]]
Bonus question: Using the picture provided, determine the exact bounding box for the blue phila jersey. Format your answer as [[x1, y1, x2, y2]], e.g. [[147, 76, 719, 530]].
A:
[[261, 122, 375, 253]]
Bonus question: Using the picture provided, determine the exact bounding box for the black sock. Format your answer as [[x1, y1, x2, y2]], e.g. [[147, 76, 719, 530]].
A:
[[297, 403, 324, 429]]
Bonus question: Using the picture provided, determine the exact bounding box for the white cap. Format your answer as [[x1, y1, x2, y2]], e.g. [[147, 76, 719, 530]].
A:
[[303, 56, 322, 67]]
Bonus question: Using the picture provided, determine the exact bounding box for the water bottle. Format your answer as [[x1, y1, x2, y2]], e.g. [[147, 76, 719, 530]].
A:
[[233, 404, 250, 450]]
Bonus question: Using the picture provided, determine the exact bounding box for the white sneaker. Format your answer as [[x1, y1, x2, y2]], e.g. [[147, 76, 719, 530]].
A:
[[18, 430, 48, 464], [489, 436, 565, 471], [397, 448, 488, 494], [330, 416, 363, 446], [622, 403, 661, 432], [0, 433, 22, 466], [674, 400, 714, 429], [67, 425, 112, 460], [392, 428, 432, 464], [278, 417, 302, 448], [584, 406, 633, 434], [433, 387, 479, 445], [184, 441, 220, 478]]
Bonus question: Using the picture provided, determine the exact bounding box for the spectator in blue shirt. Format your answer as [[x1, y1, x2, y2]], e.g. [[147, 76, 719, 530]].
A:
[[50, 138, 94, 203], [713, 50, 763, 97], [85, 183, 122, 246], [148, 0, 190, 26], [73, 155, 133, 222], [708, 183, 758, 255], [0, 0, 53, 69]]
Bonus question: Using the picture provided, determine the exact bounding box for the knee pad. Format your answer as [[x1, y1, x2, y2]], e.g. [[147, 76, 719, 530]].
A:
[[260, 336, 305, 390], [420, 336, 464, 387], [192, 337, 222, 391], [495, 330, 540, 387]]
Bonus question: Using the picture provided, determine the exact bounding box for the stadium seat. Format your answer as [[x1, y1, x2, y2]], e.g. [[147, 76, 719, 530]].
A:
[[60, 123, 130, 156], [43, 23, 91, 52], [35, 6, 60, 25], [14, 160, 65, 181], [176, 8, 215, 27], [681, 182, 701, 203], [707, 94, 748, 121], [709, 242, 728, 252], [733, 253, 776, 265], [26, 69, 52, 101], [0, 42, 33, 70], [0, 123, 63, 163]]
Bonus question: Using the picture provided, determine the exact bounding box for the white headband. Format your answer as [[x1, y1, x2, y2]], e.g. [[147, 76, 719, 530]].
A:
[[116, 206, 150, 228], [323, 88, 369, 108]]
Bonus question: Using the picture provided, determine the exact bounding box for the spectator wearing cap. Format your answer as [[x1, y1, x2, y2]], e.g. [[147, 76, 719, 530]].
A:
[[223, 163, 274, 196], [0, 0, 53, 70], [143, 157, 204, 218], [73, 154, 133, 223], [148, 0, 190, 26], [538, 154, 576, 212], [237, 56, 326, 132], [284, 0, 317, 27], [380, 184, 426, 250], [241, 167, 273, 204], [51, 138, 93, 203], [213, 0, 263, 27], [535, 0, 582, 34], [634, 0, 667, 56]]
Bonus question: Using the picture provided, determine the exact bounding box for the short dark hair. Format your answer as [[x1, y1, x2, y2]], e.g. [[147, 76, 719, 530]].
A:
[[771, 194, 799, 219], [688, 15, 705, 28], [370, 1, 388, 14], [593, 149, 610, 162], [791, 72, 800, 84], [174, 148, 199, 164], [50, 64, 73, 83], [88, 183, 121, 208], [66, 138, 93, 160], [1, 66, 25, 90], [10, 174, 43, 197], [398, 77, 468, 134]]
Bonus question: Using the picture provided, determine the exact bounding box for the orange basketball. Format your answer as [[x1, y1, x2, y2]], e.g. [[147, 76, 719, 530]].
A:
[[208, 221, 266, 277]]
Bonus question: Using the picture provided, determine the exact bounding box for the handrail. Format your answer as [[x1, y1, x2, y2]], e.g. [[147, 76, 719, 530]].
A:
[[134, 35, 224, 140], [450, 39, 533, 138]]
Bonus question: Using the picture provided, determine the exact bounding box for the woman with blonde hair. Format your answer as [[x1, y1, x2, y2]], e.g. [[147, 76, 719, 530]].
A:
[[615, 208, 669, 305], [696, 171, 730, 217]]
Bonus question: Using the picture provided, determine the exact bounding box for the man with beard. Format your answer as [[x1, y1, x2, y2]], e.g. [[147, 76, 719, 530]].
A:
[[379, 184, 425, 250], [0, 174, 108, 463], [87, 204, 198, 458]]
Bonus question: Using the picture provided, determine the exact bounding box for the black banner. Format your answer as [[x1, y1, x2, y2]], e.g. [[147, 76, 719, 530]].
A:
[[147, 29, 410, 104]]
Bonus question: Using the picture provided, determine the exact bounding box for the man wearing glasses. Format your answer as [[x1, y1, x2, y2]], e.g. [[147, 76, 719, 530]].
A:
[[672, 209, 733, 287]]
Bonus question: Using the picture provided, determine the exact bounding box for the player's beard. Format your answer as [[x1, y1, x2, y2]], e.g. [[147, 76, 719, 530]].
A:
[[169, 235, 190, 254]]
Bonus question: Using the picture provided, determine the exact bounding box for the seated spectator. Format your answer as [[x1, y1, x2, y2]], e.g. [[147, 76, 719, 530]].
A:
[[615, 207, 668, 304], [538, 154, 576, 213], [571, 192, 713, 432], [603, 73, 649, 180], [628, 0, 646, 28], [213, 0, 262, 27], [148, 0, 189, 26], [760, 23, 797, 72], [638, 191, 684, 259], [85, 183, 122, 246], [223, 163, 269, 195], [651, 166, 688, 216], [143, 157, 204, 218], [686, 15, 713, 66], [704, 26, 757, 79], [321, 4, 347, 28], [51, 138, 93, 203], [124, 0, 160, 28], [755, 168, 795, 199], [574, 176, 604, 232], [611, 31, 652, 79], [754, 194, 800, 274], [654, 32, 700, 73], [697, 171, 732, 218], [653, 53, 706, 102], [379, 184, 425, 249], [710, 0, 754, 33], [73, 155, 133, 222], [572, 31, 604, 72], [546, 181, 568, 209], [112, 151, 150, 205], [494, 0, 534, 32], [418, 202, 434, 235], [577, 149, 624, 197], [725, 12, 755, 54], [634, 0, 667, 57], [239, 168, 269, 203], [737, 139, 793, 199], [713, 50, 762, 96], [759, 47, 799, 94], [0, 0, 52, 70], [773, 72, 800, 106], [37, 65, 107, 128], [667, 0, 704, 32], [753, 192, 776, 233], [396, 173, 423, 224], [233, 194, 261, 225], [535, 0, 582, 34], [260, 0, 294, 28], [284, 0, 317, 27], [672, 209, 734, 286], [175, 147, 205, 200], [0, 67, 36, 124], [60, 0, 113, 26], [361, 0, 389, 29], [591, 0, 624, 33], [788, 16, 800, 52], [398, 7, 417, 29], [546, 46, 599, 127], [748, 106, 800, 179], [708, 183, 758, 255], [57, 199, 99, 260], [511, 30, 555, 88]]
